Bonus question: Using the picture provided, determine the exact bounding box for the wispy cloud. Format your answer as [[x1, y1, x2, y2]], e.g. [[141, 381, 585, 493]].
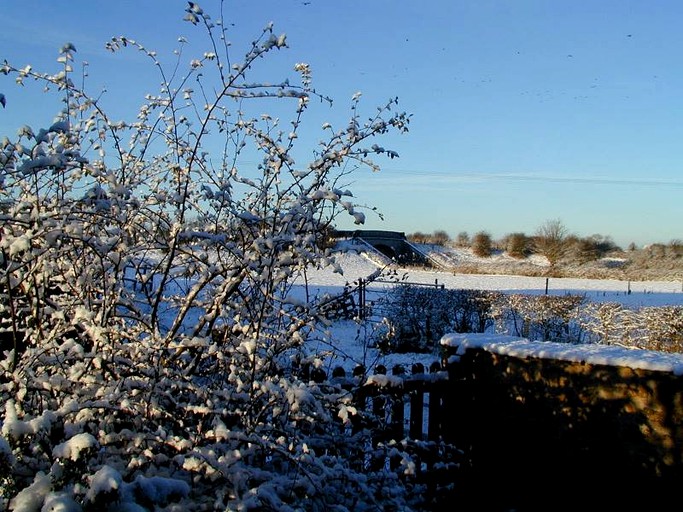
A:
[[362, 167, 683, 190]]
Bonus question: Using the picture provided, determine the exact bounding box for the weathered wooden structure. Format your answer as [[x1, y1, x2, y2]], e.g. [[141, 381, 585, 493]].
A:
[[332, 229, 428, 264], [312, 335, 683, 510], [440, 334, 683, 511]]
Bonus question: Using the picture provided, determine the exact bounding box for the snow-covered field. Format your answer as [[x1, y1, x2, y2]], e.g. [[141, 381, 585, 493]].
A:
[[298, 243, 683, 376], [303, 242, 683, 307]]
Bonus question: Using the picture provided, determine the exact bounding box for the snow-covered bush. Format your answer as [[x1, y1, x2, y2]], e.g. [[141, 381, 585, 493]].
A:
[[579, 302, 635, 346], [0, 3, 418, 510], [380, 284, 593, 350], [378, 280, 681, 352], [379, 286, 498, 353], [639, 305, 683, 352], [581, 303, 683, 352], [491, 293, 587, 343], [379, 285, 451, 353], [490, 294, 682, 349]]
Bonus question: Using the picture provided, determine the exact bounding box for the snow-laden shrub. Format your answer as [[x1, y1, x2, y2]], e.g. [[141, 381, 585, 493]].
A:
[[379, 286, 498, 352], [581, 303, 683, 352], [0, 2, 419, 510], [490, 293, 587, 343], [490, 294, 682, 349], [379, 285, 451, 353], [379, 280, 681, 352]]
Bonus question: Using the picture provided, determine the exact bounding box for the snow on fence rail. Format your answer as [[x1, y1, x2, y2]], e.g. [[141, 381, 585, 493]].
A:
[[298, 360, 451, 443], [294, 359, 462, 491]]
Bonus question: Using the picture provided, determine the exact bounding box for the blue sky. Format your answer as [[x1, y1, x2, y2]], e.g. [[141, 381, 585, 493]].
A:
[[2, 0, 683, 248]]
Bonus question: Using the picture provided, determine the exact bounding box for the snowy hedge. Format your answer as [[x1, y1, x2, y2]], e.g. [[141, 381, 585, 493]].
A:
[[379, 285, 683, 352]]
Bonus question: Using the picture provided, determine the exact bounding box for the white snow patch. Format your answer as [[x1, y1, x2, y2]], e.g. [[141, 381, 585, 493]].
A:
[[86, 465, 123, 502], [441, 332, 683, 374], [9, 472, 51, 512], [52, 432, 98, 461], [40, 492, 81, 512], [365, 374, 404, 388]]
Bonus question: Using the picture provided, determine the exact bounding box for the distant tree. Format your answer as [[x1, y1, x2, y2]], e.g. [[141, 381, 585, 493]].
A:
[[560, 230, 620, 265], [408, 231, 428, 243], [431, 229, 451, 246], [669, 239, 683, 257], [456, 231, 470, 247], [648, 243, 667, 258], [568, 236, 599, 264], [505, 232, 528, 259], [472, 231, 493, 257], [627, 242, 637, 252], [587, 234, 621, 255], [534, 219, 569, 265]]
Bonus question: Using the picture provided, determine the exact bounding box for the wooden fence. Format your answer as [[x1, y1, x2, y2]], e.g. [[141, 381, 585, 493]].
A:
[[298, 359, 463, 502], [319, 275, 447, 321], [334, 361, 450, 442]]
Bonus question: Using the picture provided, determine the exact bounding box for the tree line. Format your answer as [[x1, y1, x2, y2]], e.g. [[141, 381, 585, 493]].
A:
[[407, 219, 683, 266]]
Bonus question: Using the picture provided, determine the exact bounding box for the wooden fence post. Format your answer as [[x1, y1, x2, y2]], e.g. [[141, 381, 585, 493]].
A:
[[410, 363, 425, 440], [428, 368, 443, 442], [390, 365, 405, 441]]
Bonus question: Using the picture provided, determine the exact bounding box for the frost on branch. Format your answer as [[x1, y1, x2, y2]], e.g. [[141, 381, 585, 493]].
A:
[[0, 2, 415, 510]]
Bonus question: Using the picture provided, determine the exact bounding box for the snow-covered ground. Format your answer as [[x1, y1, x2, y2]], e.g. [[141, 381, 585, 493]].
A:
[[303, 241, 683, 306], [298, 242, 683, 377], [413, 242, 551, 269]]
